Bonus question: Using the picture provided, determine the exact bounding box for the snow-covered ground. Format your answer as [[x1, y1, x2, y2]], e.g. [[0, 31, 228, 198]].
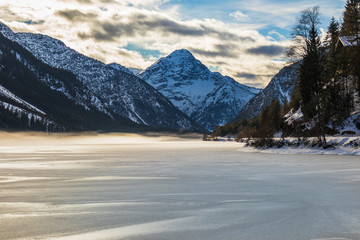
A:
[[239, 137, 360, 156], [337, 111, 360, 135], [284, 108, 360, 135], [213, 136, 360, 156]]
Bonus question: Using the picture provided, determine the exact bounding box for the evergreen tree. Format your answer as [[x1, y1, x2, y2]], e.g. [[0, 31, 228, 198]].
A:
[[324, 17, 348, 126], [299, 26, 324, 118], [341, 0, 360, 93], [269, 100, 281, 132], [341, 0, 360, 37], [325, 17, 340, 72], [258, 100, 281, 138], [292, 6, 327, 143]]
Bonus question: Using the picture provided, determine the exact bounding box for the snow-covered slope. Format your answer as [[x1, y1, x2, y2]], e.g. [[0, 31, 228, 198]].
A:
[[0, 84, 45, 115], [0, 84, 58, 130], [233, 62, 300, 122], [138, 49, 261, 130], [0, 22, 199, 131], [0, 33, 143, 131]]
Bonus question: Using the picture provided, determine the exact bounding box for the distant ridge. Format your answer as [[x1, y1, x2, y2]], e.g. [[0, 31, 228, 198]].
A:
[[232, 62, 300, 122]]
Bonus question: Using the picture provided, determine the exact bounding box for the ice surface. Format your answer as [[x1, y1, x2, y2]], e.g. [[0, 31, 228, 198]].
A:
[[1, 132, 360, 240]]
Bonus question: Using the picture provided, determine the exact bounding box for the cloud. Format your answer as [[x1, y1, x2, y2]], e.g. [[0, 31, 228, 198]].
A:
[[24, 20, 45, 25], [235, 72, 258, 79], [76, 15, 209, 41], [224, 0, 345, 30], [189, 44, 240, 58], [60, 0, 93, 3], [76, 12, 256, 43], [236, 72, 274, 79], [246, 45, 285, 57], [0, 0, 300, 88], [267, 30, 287, 41], [230, 11, 250, 22], [55, 9, 98, 22]]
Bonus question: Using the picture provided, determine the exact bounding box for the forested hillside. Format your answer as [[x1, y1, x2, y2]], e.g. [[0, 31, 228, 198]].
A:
[[211, 1, 360, 145]]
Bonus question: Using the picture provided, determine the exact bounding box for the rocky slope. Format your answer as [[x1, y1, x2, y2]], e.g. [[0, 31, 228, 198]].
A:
[[139, 49, 261, 130], [232, 62, 300, 122], [0, 33, 140, 131]]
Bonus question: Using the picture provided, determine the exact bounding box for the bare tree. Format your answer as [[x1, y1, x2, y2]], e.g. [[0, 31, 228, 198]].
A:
[[287, 6, 321, 61]]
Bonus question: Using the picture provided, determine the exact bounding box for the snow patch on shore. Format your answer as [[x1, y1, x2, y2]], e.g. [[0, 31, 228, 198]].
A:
[[238, 137, 360, 156]]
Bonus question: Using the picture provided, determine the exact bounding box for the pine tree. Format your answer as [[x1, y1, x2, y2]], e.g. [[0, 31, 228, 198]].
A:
[[325, 17, 340, 72], [257, 100, 281, 138], [292, 6, 327, 143], [299, 25, 324, 118], [341, 0, 360, 37], [324, 17, 347, 126], [341, 0, 360, 93], [269, 100, 281, 132]]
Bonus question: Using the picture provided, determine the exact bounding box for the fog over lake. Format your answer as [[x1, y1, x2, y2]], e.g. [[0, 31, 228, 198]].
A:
[[1, 132, 360, 240]]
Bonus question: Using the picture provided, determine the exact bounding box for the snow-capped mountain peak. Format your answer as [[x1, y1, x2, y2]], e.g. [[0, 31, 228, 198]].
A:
[[167, 49, 196, 61], [139, 49, 261, 130]]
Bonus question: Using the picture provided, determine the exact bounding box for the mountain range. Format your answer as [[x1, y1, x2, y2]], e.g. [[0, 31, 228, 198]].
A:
[[0, 22, 298, 133], [0, 22, 199, 131]]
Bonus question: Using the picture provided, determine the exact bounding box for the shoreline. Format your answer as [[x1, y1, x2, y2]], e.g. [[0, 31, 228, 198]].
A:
[[216, 136, 360, 156], [0, 131, 359, 156]]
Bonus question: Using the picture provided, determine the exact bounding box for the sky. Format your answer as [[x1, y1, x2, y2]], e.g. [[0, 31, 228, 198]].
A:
[[0, 0, 346, 88]]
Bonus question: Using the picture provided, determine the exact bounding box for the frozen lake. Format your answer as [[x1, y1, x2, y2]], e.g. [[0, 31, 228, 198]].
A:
[[1, 132, 360, 240]]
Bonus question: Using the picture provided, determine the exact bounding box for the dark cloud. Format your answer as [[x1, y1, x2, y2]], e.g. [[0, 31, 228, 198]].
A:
[[236, 72, 274, 79], [236, 72, 257, 79], [246, 45, 285, 57], [55, 10, 98, 22], [117, 49, 133, 58], [208, 61, 227, 65], [149, 19, 205, 36], [189, 44, 240, 58], [265, 63, 282, 71], [77, 13, 256, 42], [24, 20, 45, 25], [78, 21, 135, 41], [200, 25, 255, 42]]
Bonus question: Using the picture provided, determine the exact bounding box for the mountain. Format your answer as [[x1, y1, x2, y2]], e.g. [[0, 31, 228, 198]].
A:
[[232, 62, 300, 122], [0, 33, 140, 131], [107, 63, 133, 75], [0, 22, 199, 131], [138, 49, 261, 130], [129, 68, 143, 75]]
